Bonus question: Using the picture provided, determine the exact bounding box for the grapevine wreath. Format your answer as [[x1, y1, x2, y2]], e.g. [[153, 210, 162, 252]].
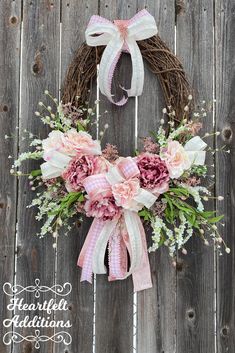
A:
[[10, 10, 229, 291]]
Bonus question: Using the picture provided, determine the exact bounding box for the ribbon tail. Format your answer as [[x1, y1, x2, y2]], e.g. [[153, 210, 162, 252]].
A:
[[108, 222, 128, 281], [77, 219, 105, 283], [121, 211, 152, 291], [92, 218, 119, 274], [132, 216, 152, 292], [125, 38, 144, 97], [99, 38, 128, 106]]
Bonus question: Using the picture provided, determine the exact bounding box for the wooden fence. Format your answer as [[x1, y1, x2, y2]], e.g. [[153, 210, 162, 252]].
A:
[[0, 1, 234, 352]]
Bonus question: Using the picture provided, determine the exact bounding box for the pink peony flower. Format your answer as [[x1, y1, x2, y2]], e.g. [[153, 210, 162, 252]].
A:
[[112, 178, 140, 210], [160, 140, 191, 179], [84, 191, 121, 221], [62, 155, 107, 192], [136, 153, 169, 195], [62, 129, 101, 156]]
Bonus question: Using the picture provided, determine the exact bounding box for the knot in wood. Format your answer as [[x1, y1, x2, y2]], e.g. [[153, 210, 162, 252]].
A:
[[175, 0, 186, 15], [222, 126, 233, 143], [9, 16, 18, 26], [187, 309, 195, 321]]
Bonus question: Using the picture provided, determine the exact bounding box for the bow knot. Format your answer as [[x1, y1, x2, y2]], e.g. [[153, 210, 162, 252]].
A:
[[85, 9, 158, 105], [114, 20, 129, 39]]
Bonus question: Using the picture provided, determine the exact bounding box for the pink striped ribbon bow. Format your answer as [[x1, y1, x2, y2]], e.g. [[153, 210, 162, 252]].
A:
[[77, 157, 157, 292], [85, 9, 158, 106]]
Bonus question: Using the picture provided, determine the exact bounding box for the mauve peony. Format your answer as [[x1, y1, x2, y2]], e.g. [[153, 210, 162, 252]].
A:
[[136, 153, 169, 195], [160, 140, 191, 179], [62, 129, 101, 156], [112, 178, 140, 210], [62, 155, 107, 192], [84, 191, 121, 221]]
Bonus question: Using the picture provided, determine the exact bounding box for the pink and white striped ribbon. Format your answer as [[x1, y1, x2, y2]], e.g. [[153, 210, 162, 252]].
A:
[[77, 157, 157, 291], [85, 9, 158, 105]]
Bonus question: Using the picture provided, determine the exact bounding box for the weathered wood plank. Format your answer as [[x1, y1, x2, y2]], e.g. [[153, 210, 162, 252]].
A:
[[0, 1, 22, 353], [176, 1, 215, 352], [215, 0, 235, 351], [95, 2, 137, 353], [55, 2, 99, 353], [136, 1, 176, 352], [14, 1, 60, 353]]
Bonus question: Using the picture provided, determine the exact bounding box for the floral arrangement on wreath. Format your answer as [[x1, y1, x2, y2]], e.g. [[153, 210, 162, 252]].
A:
[[8, 10, 229, 292]]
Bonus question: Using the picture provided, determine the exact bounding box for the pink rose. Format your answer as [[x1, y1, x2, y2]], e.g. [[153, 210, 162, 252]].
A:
[[161, 140, 191, 179], [112, 178, 140, 210], [62, 155, 107, 192], [62, 129, 101, 156], [136, 153, 169, 195], [84, 191, 121, 221]]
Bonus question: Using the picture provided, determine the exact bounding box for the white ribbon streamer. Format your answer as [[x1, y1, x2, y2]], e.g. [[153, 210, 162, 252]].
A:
[[184, 136, 207, 166]]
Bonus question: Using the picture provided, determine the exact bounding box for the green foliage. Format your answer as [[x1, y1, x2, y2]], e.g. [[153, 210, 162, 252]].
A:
[[163, 186, 223, 230], [49, 191, 84, 218], [138, 208, 152, 221], [190, 165, 207, 176]]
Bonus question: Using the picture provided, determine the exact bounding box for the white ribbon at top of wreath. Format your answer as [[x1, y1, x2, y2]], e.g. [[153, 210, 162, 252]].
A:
[[85, 9, 158, 106]]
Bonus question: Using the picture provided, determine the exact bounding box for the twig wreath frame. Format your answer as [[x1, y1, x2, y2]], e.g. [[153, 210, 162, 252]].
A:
[[62, 35, 191, 120]]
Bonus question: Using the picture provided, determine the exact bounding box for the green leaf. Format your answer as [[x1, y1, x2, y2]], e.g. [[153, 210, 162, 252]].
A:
[[31, 169, 42, 177], [138, 208, 151, 221], [78, 194, 85, 202], [164, 195, 174, 222], [207, 215, 224, 223], [77, 121, 85, 131], [48, 192, 84, 217], [199, 210, 216, 218], [168, 187, 189, 197], [171, 199, 194, 214]]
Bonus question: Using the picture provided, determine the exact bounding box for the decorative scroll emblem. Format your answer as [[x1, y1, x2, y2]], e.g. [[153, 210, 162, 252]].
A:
[[3, 278, 72, 298], [85, 9, 158, 105], [3, 330, 72, 349]]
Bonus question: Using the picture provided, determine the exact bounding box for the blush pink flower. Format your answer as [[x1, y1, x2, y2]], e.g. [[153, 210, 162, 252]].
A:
[[42, 130, 65, 159], [160, 140, 191, 179], [84, 191, 121, 221], [136, 153, 169, 195], [62, 129, 101, 156], [62, 155, 107, 192], [112, 178, 140, 210]]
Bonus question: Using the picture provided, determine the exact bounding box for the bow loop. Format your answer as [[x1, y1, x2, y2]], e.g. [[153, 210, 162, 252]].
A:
[[83, 174, 110, 198], [118, 157, 140, 179]]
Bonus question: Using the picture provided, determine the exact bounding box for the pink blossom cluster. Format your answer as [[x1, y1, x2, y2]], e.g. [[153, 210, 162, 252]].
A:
[[41, 129, 193, 222]]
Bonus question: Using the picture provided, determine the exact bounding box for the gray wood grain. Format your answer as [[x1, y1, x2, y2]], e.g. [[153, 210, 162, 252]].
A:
[[13, 1, 60, 353], [136, 1, 176, 353], [0, 1, 22, 353], [54, 2, 99, 353], [176, 1, 215, 352], [215, 1, 235, 351], [95, 2, 137, 353]]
